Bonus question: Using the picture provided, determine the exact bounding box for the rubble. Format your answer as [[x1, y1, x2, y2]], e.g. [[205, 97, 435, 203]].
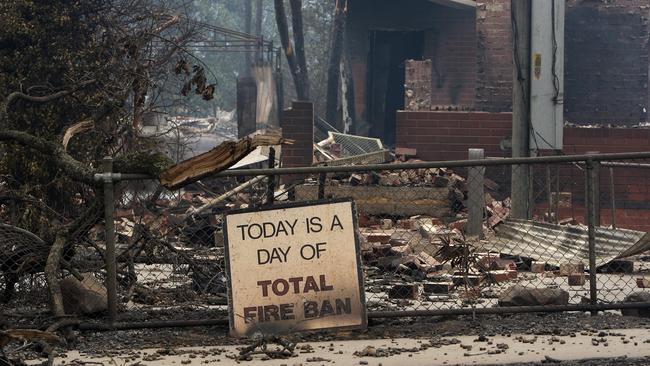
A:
[[388, 284, 420, 300], [60, 274, 108, 315], [621, 293, 650, 318], [568, 273, 586, 286], [560, 262, 585, 276], [498, 286, 569, 307], [531, 261, 546, 273], [637, 278, 650, 288], [423, 282, 455, 294]]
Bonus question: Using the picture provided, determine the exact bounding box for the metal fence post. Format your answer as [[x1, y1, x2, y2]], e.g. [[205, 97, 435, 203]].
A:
[[609, 167, 616, 229], [585, 151, 601, 226], [318, 172, 327, 200], [102, 157, 118, 323], [585, 158, 599, 314], [467, 149, 485, 238], [265, 147, 276, 206], [546, 166, 553, 222]]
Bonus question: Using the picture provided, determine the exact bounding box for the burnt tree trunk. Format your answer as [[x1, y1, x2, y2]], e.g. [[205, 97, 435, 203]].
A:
[[288, 0, 310, 101], [274, 0, 309, 101], [325, 0, 347, 128]]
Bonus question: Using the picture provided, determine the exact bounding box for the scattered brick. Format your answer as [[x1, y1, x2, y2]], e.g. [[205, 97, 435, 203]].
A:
[[531, 261, 546, 273], [395, 147, 417, 157], [366, 233, 392, 244], [487, 270, 510, 283], [423, 282, 455, 294], [452, 274, 484, 287], [507, 269, 519, 280], [389, 238, 408, 247], [388, 284, 420, 299], [568, 273, 586, 286], [560, 262, 585, 277], [380, 219, 393, 230], [449, 219, 467, 232], [373, 244, 394, 257], [390, 245, 412, 256]]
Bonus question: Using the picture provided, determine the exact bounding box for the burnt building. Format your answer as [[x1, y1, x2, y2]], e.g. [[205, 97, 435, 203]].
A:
[[343, 0, 650, 145]]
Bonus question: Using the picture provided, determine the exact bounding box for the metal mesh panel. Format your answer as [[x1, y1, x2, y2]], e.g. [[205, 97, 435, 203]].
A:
[[1, 154, 649, 328]]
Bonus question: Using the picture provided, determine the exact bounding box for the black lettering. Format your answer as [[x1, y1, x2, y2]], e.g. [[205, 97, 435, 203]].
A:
[[304, 301, 319, 318], [319, 300, 334, 317], [319, 274, 333, 291], [269, 248, 282, 263], [262, 222, 276, 238], [257, 280, 272, 297], [309, 217, 323, 233], [277, 246, 291, 262], [257, 249, 270, 265], [272, 279, 290, 296], [285, 219, 298, 235], [330, 215, 344, 231], [288, 277, 303, 293], [264, 305, 280, 321], [315, 242, 326, 259], [300, 244, 316, 260], [243, 307, 257, 323], [248, 224, 263, 239], [237, 224, 248, 240], [276, 221, 288, 236], [303, 276, 319, 293], [280, 303, 295, 320], [335, 298, 352, 315]]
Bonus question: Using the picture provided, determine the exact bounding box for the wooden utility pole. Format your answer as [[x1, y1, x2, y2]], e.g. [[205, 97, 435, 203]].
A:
[[511, 0, 532, 219]]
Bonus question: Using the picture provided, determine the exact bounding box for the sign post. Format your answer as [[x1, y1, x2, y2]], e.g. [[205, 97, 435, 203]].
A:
[[224, 199, 367, 337]]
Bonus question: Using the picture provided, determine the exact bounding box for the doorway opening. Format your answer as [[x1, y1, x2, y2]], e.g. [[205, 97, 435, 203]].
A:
[[367, 30, 425, 145]]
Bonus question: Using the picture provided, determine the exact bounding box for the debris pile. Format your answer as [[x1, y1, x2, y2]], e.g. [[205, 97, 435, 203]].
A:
[[295, 166, 469, 218]]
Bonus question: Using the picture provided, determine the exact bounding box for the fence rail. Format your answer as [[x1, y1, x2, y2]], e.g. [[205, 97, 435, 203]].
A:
[[2, 152, 650, 331]]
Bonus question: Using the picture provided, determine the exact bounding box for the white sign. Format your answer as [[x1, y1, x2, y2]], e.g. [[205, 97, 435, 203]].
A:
[[224, 199, 366, 337]]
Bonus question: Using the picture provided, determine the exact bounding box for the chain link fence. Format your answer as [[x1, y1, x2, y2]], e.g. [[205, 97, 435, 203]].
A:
[[1, 152, 649, 328]]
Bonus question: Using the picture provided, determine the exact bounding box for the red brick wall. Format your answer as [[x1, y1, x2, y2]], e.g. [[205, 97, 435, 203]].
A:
[[281, 101, 314, 169], [422, 11, 477, 108], [475, 0, 513, 112], [396, 111, 512, 161], [396, 111, 650, 231], [397, 111, 650, 160]]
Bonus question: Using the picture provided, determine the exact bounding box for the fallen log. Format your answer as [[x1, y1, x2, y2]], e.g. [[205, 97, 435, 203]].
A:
[[159, 133, 293, 190]]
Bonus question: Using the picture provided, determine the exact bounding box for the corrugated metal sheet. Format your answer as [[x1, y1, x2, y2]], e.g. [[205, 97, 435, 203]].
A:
[[488, 219, 650, 268]]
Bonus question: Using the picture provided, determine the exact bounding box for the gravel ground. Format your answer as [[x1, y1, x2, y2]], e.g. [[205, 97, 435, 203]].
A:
[[6, 311, 650, 365], [482, 357, 650, 366], [65, 311, 650, 353]]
